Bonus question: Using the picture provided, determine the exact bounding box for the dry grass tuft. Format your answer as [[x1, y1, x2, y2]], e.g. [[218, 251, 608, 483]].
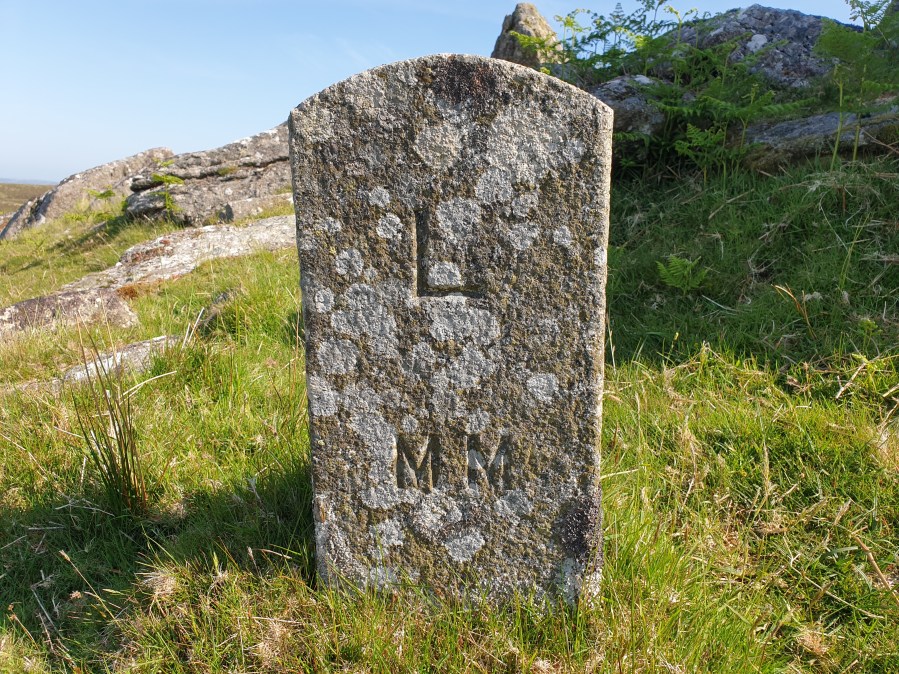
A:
[[254, 619, 294, 669], [139, 569, 178, 601], [795, 627, 830, 658], [874, 423, 899, 472]]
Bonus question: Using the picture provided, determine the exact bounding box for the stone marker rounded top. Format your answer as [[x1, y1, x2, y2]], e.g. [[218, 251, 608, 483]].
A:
[[289, 53, 612, 604], [292, 52, 612, 140]]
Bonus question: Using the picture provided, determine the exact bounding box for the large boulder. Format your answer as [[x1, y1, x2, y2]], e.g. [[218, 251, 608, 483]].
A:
[[674, 4, 849, 90], [0, 147, 173, 240], [0, 215, 295, 338], [590, 75, 665, 137], [491, 3, 558, 69], [125, 124, 292, 225]]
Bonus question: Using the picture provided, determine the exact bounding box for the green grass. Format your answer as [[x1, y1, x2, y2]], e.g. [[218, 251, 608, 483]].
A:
[[0, 183, 53, 215], [1, 158, 897, 672], [608, 160, 899, 366], [0, 208, 176, 307]]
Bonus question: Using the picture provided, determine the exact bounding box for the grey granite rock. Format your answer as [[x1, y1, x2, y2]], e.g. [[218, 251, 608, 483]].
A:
[[0, 288, 138, 337], [126, 125, 291, 225], [674, 4, 850, 90], [0, 216, 294, 338], [491, 3, 558, 69], [61, 335, 177, 384], [5, 335, 177, 396], [0, 147, 173, 240], [63, 216, 296, 291], [745, 107, 899, 169], [290, 54, 612, 603], [222, 193, 293, 222], [591, 75, 666, 136]]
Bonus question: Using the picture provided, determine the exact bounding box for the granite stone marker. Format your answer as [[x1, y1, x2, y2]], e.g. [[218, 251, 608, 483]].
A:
[[289, 54, 612, 603]]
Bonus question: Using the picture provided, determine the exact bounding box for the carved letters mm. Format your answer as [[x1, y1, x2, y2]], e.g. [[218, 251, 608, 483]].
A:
[[395, 434, 513, 494], [467, 434, 511, 493], [396, 435, 440, 492]]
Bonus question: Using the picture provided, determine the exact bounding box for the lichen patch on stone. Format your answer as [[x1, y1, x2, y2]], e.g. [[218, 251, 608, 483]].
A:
[[376, 213, 403, 239], [436, 198, 481, 244], [367, 187, 391, 208], [312, 288, 335, 313], [444, 530, 486, 563], [527, 373, 559, 403], [335, 248, 364, 277], [414, 122, 466, 170], [427, 301, 499, 345], [427, 261, 463, 290], [316, 338, 359, 375]]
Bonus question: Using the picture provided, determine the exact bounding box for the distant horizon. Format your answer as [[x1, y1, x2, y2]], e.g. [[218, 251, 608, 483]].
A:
[[0, 177, 57, 186], [1, 1, 856, 182]]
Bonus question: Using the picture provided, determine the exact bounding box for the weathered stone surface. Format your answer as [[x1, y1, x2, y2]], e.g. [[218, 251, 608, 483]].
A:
[[222, 193, 293, 222], [591, 75, 665, 136], [491, 3, 558, 69], [674, 4, 848, 90], [290, 54, 612, 603], [126, 125, 291, 225], [63, 216, 295, 292], [4, 336, 177, 396], [61, 335, 177, 385], [0, 288, 138, 337], [0, 147, 173, 240], [745, 107, 899, 169]]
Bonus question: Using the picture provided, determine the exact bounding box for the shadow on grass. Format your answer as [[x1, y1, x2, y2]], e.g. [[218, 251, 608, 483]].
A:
[[0, 444, 315, 663], [51, 213, 179, 256]]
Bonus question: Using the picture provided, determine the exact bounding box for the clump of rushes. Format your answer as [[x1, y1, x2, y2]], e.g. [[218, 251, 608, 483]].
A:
[[73, 342, 151, 518]]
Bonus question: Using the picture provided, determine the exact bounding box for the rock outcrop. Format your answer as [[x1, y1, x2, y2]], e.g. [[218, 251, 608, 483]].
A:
[[5, 335, 178, 396], [673, 4, 843, 90], [491, 3, 558, 69], [0, 216, 295, 338], [59, 335, 178, 385], [63, 215, 295, 292], [0, 288, 138, 337], [745, 106, 899, 169], [125, 124, 292, 225], [491, 3, 899, 167], [0, 147, 173, 240], [491, 4, 853, 140], [1, 125, 292, 238]]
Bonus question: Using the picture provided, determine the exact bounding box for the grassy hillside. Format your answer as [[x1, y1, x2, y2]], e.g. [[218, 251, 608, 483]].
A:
[[0, 157, 897, 672], [0, 183, 54, 215]]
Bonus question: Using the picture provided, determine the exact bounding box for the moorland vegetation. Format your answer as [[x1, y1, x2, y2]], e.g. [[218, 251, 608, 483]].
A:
[[0, 1, 897, 671]]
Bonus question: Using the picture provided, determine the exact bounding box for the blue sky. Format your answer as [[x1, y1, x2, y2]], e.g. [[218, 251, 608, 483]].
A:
[[1, 0, 855, 182]]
